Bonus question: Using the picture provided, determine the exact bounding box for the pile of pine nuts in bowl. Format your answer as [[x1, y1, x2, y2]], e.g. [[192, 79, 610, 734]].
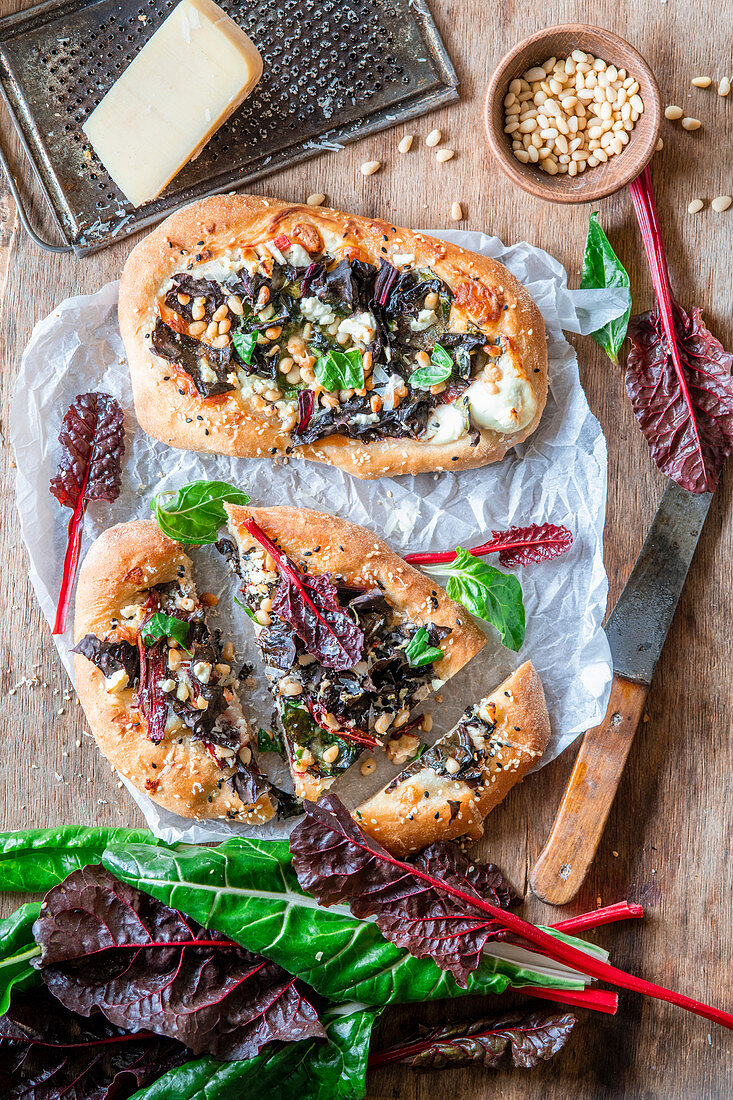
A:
[[504, 49, 644, 176]]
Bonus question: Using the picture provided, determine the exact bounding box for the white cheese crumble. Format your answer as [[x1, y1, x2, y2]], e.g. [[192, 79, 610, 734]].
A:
[[104, 669, 129, 694], [300, 296, 337, 326], [392, 252, 415, 266], [409, 308, 437, 332], [284, 242, 313, 268], [337, 311, 377, 346], [422, 401, 469, 445]]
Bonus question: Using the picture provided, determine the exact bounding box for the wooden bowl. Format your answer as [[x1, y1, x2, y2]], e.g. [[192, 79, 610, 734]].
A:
[[484, 25, 662, 203]]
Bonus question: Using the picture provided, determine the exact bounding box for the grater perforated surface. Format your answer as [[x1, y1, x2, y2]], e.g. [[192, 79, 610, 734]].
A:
[[0, 0, 457, 253]]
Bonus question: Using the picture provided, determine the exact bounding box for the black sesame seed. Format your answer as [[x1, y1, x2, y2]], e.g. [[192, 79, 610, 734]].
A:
[[185, 417, 192, 423], [197, 414, 203, 421], [434, 811, 440, 819], [178, 389, 185, 396], [150, 762, 157, 769], [205, 429, 210, 435]]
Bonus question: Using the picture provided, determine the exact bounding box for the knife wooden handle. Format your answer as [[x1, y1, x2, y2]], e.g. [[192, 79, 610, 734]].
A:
[[530, 673, 649, 906]]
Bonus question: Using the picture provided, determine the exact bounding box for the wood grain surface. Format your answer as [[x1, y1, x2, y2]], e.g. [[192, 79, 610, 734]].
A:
[[0, 2, 731, 1097]]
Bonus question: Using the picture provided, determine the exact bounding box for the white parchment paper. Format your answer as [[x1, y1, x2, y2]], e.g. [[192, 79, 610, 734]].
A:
[[11, 230, 626, 843]]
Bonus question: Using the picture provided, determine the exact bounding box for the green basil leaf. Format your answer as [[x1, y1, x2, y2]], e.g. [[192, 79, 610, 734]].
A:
[[140, 613, 191, 652], [444, 548, 525, 651], [129, 1004, 379, 1100], [232, 330, 258, 365], [314, 348, 364, 392], [405, 627, 444, 668], [580, 211, 631, 364], [150, 480, 250, 545], [431, 343, 453, 371], [0, 903, 42, 1015], [409, 359, 452, 390], [233, 596, 256, 620], [0, 826, 166, 893], [102, 840, 556, 1007]]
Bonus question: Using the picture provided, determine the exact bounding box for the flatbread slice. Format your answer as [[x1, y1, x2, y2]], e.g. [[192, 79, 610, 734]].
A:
[[220, 504, 487, 801], [356, 661, 550, 856], [73, 520, 275, 823]]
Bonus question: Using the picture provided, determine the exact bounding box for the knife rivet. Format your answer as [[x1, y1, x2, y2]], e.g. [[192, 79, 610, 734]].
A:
[[611, 712, 623, 727]]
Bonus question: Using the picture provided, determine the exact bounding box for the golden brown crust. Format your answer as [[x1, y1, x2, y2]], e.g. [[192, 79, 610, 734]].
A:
[[356, 661, 550, 857], [73, 520, 274, 824], [119, 193, 548, 479], [224, 503, 487, 683]]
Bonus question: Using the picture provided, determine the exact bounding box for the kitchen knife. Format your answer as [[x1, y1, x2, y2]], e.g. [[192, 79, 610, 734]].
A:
[[530, 481, 713, 906]]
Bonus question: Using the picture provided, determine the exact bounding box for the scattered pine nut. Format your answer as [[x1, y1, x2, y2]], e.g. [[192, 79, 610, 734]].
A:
[[711, 195, 732, 213], [360, 160, 381, 176], [688, 199, 704, 214], [436, 148, 455, 162], [306, 193, 325, 206], [425, 128, 442, 147], [664, 104, 683, 119], [681, 117, 702, 131], [718, 77, 731, 97], [450, 201, 463, 221], [398, 134, 414, 153], [691, 76, 711, 88], [655, 137, 664, 151]]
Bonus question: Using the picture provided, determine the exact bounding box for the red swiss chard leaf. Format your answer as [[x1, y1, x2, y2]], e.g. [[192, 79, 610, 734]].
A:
[[33, 866, 323, 1061], [626, 302, 733, 493], [0, 985, 187, 1100], [244, 519, 365, 671], [136, 617, 168, 744], [487, 524, 573, 567], [290, 794, 518, 985], [369, 1007, 576, 1071], [49, 392, 125, 634]]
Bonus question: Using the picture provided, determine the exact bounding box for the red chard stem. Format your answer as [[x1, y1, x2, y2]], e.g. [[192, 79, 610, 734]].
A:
[[552, 901, 644, 935]]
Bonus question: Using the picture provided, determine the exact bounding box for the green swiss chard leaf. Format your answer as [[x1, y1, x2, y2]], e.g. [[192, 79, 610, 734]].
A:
[[232, 330, 258, 365], [409, 343, 453, 390], [443, 548, 525, 651], [150, 480, 250, 544], [102, 840, 566, 1007], [0, 826, 165, 893], [314, 349, 364, 392], [257, 728, 286, 757], [580, 211, 631, 364], [129, 1004, 378, 1100], [405, 627, 444, 668], [0, 903, 42, 1015], [140, 613, 191, 652]]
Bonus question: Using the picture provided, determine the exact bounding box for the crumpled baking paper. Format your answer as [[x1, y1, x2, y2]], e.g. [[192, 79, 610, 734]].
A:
[[11, 230, 627, 843]]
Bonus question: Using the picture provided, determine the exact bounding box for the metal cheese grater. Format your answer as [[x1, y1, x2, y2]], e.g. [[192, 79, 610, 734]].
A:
[[0, 0, 457, 255]]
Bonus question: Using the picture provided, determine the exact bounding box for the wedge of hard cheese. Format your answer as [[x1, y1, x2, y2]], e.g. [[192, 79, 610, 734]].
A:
[[83, 0, 262, 207]]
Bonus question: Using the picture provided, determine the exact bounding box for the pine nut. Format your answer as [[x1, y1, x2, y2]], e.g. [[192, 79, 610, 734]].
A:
[[436, 148, 455, 162], [718, 77, 731, 97], [425, 128, 442, 146], [212, 303, 229, 322], [323, 744, 340, 764], [306, 193, 326, 206], [712, 195, 732, 213], [450, 201, 463, 221], [360, 160, 381, 175], [279, 678, 302, 696], [227, 295, 243, 316], [664, 105, 683, 119], [191, 302, 206, 321], [681, 117, 702, 131], [688, 199, 704, 214], [398, 134, 414, 152], [691, 76, 711, 88], [655, 137, 664, 151], [188, 321, 206, 336]]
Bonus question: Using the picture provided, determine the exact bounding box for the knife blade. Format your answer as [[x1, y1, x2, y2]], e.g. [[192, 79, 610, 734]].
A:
[[530, 481, 713, 906]]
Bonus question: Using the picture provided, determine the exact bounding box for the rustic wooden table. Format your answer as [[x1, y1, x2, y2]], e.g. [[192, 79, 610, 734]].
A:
[[0, 2, 730, 1097]]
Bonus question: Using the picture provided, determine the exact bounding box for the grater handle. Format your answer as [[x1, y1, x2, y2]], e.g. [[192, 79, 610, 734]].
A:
[[0, 138, 72, 253]]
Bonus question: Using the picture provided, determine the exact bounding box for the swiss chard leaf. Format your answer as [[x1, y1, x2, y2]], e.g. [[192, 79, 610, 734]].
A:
[[580, 212, 631, 364], [232, 330, 258, 365], [404, 627, 444, 668], [409, 344, 453, 390], [34, 865, 324, 1060], [257, 727, 286, 757], [443, 548, 525, 651], [372, 1007, 575, 1071], [150, 480, 250, 544], [291, 794, 519, 986], [314, 349, 364, 392], [102, 840, 563, 1008], [0, 985, 188, 1100], [0, 826, 166, 893], [128, 1004, 379, 1100], [0, 904, 41, 1016], [49, 391, 125, 634], [139, 612, 192, 651], [244, 519, 365, 671]]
